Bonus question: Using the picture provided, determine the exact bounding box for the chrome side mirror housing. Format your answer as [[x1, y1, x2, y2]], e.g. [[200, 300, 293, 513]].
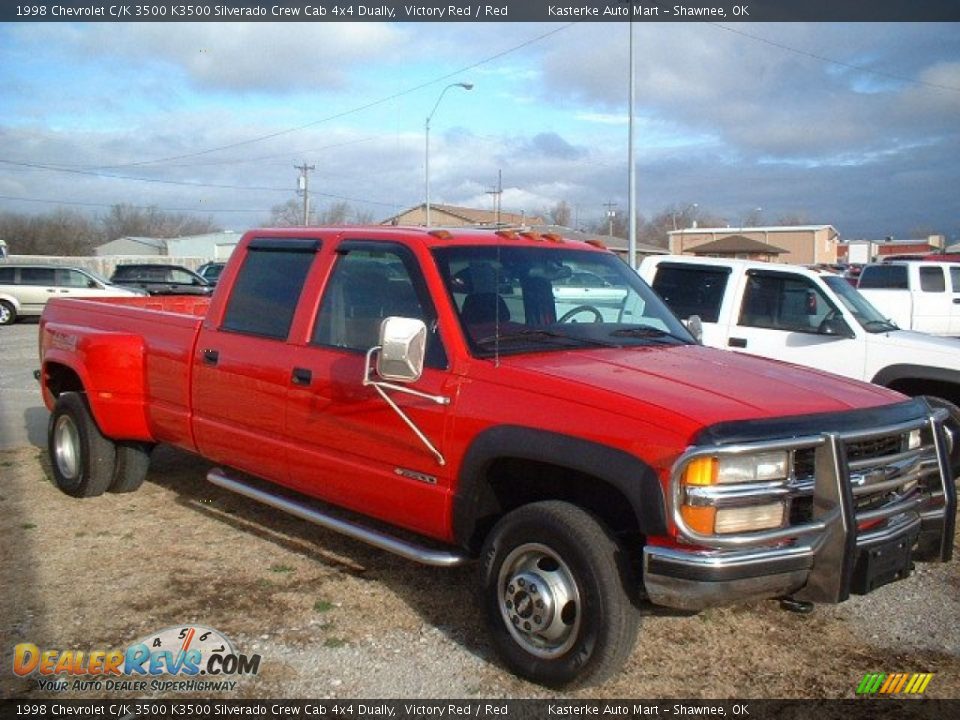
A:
[[685, 314, 703, 344], [376, 316, 427, 383]]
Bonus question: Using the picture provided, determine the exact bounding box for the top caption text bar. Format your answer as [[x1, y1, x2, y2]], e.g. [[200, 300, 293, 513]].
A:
[[5, 0, 960, 23]]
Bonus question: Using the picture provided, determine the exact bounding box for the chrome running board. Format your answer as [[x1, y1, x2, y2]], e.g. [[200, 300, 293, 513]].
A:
[[207, 469, 470, 568]]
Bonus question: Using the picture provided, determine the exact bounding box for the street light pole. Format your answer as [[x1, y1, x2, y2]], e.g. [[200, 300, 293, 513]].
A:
[[627, 17, 637, 269], [425, 82, 473, 227]]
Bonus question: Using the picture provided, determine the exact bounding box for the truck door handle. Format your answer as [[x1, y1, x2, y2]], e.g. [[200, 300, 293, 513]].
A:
[[291, 367, 312, 386], [953, 299, 960, 305], [202, 349, 219, 365], [729, 337, 747, 348]]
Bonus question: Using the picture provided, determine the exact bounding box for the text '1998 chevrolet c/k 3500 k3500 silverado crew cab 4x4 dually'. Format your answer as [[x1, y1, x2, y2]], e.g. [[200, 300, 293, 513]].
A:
[[37, 227, 957, 687]]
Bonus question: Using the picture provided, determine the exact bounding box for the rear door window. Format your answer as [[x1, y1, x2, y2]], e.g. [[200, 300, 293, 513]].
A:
[[221, 240, 318, 340], [19, 268, 56, 286], [0, 267, 14, 283], [858, 265, 908, 289], [650, 263, 729, 323], [919, 266, 946, 292]]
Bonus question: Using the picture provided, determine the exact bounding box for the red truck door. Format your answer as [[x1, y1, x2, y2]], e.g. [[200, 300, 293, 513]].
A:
[[283, 240, 455, 539], [192, 239, 320, 479]]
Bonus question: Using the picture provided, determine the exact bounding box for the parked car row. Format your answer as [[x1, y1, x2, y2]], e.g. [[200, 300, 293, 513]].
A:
[[0, 262, 216, 325]]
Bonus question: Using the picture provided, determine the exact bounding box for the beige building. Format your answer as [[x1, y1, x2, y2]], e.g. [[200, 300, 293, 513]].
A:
[[668, 225, 839, 265], [381, 203, 545, 228]]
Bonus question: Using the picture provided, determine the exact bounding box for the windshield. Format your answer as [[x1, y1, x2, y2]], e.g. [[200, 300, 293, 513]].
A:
[[433, 245, 694, 357], [823, 276, 898, 333]]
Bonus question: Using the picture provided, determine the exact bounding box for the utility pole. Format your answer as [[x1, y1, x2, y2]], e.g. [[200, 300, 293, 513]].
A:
[[603, 201, 618, 237], [486, 170, 503, 226], [295, 162, 315, 226]]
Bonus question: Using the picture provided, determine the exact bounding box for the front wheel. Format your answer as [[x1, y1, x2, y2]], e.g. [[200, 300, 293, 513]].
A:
[[0, 300, 16, 326], [480, 501, 640, 688], [48, 392, 116, 498]]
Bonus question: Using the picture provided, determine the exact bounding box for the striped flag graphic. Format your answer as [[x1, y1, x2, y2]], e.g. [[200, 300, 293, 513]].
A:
[[856, 673, 933, 695]]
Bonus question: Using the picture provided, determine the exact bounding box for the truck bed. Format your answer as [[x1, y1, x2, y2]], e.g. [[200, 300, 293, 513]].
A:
[[40, 295, 213, 448]]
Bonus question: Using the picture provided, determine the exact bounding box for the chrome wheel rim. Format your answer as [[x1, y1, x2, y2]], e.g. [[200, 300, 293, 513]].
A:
[[0, 304, 10, 323], [54, 414, 81, 481], [497, 542, 581, 658]]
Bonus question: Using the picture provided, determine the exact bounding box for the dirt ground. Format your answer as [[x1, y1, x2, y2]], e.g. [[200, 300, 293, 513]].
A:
[[2, 440, 959, 701]]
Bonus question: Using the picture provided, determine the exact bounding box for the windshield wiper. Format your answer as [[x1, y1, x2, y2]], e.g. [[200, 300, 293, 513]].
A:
[[476, 329, 617, 349], [608, 326, 690, 344]]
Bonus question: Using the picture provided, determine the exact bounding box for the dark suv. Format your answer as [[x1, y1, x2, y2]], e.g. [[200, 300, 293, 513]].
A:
[[110, 264, 213, 296]]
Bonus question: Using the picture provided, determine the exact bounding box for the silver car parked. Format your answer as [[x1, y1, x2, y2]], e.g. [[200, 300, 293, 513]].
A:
[[0, 264, 143, 325]]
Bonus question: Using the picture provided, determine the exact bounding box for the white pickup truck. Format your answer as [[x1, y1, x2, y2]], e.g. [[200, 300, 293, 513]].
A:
[[857, 261, 960, 336], [638, 255, 960, 468]]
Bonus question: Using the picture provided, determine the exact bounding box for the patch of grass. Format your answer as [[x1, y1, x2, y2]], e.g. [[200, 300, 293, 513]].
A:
[[1, 461, 14, 468], [256, 578, 276, 590], [21, 522, 37, 530], [270, 564, 295, 574], [313, 599, 334, 613], [323, 637, 347, 649]]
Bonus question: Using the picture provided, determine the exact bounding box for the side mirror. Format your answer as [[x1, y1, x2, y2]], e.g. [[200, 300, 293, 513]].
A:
[[819, 315, 855, 339], [685, 314, 703, 344], [376, 316, 427, 383]]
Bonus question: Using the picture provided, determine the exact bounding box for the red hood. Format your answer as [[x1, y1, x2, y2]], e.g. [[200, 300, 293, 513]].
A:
[[496, 344, 904, 433]]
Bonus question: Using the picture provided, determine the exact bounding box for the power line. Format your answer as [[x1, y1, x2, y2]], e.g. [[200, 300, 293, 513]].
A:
[[0, 158, 404, 209], [710, 23, 960, 94], [86, 23, 575, 170], [0, 194, 256, 214]]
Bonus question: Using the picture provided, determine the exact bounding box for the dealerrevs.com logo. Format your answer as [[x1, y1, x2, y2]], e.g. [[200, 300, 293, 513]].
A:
[[856, 672, 934, 695], [13, 625, 261, 693]]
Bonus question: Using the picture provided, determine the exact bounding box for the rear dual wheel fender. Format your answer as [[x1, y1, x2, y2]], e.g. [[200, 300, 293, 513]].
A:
[[480, 500, 640, 688], [48, 392, 116, 498]]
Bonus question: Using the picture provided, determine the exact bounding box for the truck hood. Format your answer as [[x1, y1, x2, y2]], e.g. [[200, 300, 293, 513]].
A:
[[867, 329, 960, 367], [499, 344, 904, 430]]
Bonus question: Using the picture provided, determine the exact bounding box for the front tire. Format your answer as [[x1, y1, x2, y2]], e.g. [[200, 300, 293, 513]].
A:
[[48, 392, 116, 498], [480, 501, 640, 688], [924, 395, 960, 480], [0, 300, 16, 326]]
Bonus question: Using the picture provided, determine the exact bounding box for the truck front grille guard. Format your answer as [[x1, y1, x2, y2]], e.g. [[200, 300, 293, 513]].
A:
[[668, 410, 956, 602]]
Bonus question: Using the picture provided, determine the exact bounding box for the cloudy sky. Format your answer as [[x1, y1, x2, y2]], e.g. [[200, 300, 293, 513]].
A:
[[1, 20, 958, 240]]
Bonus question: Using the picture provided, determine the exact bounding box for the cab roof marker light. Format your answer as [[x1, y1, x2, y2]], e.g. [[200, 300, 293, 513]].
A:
[[428, 229, 454, 241], [495, 230, 518, 241], [519, 231, 544, 242], [542, 233, 565, 243]]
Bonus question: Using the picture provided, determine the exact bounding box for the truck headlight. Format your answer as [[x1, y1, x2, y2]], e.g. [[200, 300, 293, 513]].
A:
[[682, 451, 788, 486], [680, 451, 789, 535]]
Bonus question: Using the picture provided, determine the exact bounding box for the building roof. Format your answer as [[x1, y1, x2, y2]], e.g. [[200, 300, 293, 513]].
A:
[[690, 234, 789, 255], [529, 225, 667, 255], [381, 203, 545, 227], [669, 225, 837, 236]]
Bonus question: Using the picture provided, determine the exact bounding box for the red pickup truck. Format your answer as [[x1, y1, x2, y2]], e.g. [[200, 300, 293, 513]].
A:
[[38, 227, 956, 687]]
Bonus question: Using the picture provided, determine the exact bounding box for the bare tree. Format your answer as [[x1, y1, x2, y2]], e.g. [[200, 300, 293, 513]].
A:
[[99, 204, 219, 241], [267, 199, 303, 227], [777, 212, 812, 226], [549, 200, 572, 227], [0, 209, 99, 256]]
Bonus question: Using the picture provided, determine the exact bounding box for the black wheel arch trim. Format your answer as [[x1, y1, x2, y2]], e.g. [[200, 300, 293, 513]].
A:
[[452, 425, 667, 550], [871, 364, 960, 390]]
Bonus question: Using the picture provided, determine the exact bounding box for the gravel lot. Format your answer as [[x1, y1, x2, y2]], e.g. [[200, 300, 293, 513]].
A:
[[2, 320, 959, 700]]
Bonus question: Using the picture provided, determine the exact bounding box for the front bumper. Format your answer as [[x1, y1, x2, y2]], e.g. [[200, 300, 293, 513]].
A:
[[643, 405, 956, 611]]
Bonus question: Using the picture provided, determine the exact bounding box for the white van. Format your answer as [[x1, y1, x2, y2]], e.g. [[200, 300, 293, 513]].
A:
[[0, 264, 143, 325]]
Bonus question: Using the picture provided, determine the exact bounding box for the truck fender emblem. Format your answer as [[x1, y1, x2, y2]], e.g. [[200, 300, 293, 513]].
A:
[[394, 468, 438, 485]]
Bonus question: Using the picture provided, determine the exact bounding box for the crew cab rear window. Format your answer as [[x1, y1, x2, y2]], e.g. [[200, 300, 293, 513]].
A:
[[221, 240, 318, 339], [919, 266, 946, 292], [858, 264, 908, 289], [650, 264, 729, 323], [20, 267, 56, 286], [0, 267, 14, 283]]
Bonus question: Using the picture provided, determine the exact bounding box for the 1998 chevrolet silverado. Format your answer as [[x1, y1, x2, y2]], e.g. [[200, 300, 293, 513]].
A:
[[38, 227, 956, 687]]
